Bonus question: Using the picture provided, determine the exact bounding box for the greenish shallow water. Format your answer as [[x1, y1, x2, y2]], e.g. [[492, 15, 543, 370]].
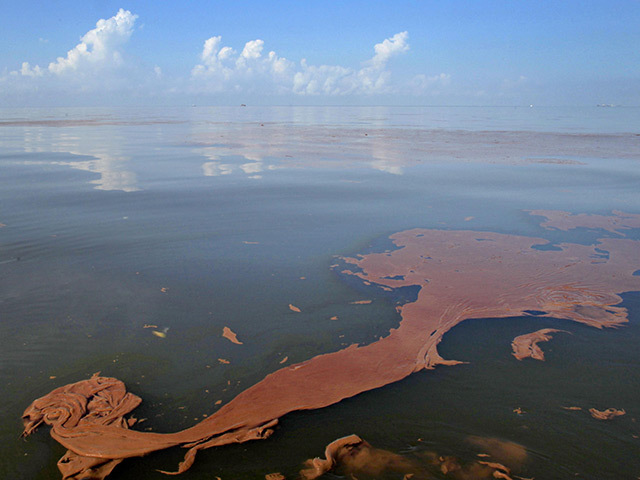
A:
[[0, 106, 639, 479]]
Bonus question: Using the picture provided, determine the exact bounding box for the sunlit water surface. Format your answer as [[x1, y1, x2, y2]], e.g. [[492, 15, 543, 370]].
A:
[[1, 106, 639, 479]]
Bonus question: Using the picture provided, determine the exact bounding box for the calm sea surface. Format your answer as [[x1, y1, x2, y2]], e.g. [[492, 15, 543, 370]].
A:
[[1, 106, 639, 479]]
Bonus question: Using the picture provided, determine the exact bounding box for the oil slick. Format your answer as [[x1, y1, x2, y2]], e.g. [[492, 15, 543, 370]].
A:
[[21, 210, 640, 479], [511, 328, 568, 361], [222, 326, 243, 345]]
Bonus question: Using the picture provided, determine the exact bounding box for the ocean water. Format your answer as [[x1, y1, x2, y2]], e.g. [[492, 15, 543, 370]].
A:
[[0, 106, 639, 479]]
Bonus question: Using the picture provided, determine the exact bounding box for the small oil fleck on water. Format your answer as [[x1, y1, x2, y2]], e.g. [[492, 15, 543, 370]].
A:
[[1, 106, 639, 479]]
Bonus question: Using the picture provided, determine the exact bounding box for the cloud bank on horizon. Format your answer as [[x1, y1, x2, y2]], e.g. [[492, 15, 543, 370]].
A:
[[1, 5, 637, 106], [1, 9, 448, 104]]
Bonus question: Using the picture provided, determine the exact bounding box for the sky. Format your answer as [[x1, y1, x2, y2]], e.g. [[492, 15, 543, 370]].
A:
[[1, 0, 639, 107]]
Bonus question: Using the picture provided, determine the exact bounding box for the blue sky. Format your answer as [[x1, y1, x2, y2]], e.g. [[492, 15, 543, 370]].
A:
[[1, 1, 639, 106]]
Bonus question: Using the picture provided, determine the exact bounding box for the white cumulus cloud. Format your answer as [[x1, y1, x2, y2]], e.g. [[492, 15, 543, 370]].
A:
[[370, 31, 409, 68], [292, 31, 410, 95], [292, 61, 355, 95], [2, 15, 451, 104], [0, 9, 147, 104], [239, 39, 264, 62], [191, 36, 294, 94], [44, 9, 137, 76], [19, 62, 44, 77], [6, 10, 137, 81], [191, 31, 413, 96]]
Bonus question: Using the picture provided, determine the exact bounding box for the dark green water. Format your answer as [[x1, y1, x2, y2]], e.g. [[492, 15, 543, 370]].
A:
[[1, 106, 639, 479]]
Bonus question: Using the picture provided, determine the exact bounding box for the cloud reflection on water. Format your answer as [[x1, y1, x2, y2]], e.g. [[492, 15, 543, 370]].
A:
[[6, 108, 640, 191], [18, 126, 140, 192], [193, 122, 411, 180], [189, 119, 640, 183]]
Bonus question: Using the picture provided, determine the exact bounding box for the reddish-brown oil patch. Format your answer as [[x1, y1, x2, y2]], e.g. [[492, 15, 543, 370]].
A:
[[300, 435, 526, 480], [589, 408, 626, 420], [511, 328, 567, 361], [222, 326, 243, 345], [300, 435, 414, 479], [22, 211, 640, 479], [265, 473, 285, 480]]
